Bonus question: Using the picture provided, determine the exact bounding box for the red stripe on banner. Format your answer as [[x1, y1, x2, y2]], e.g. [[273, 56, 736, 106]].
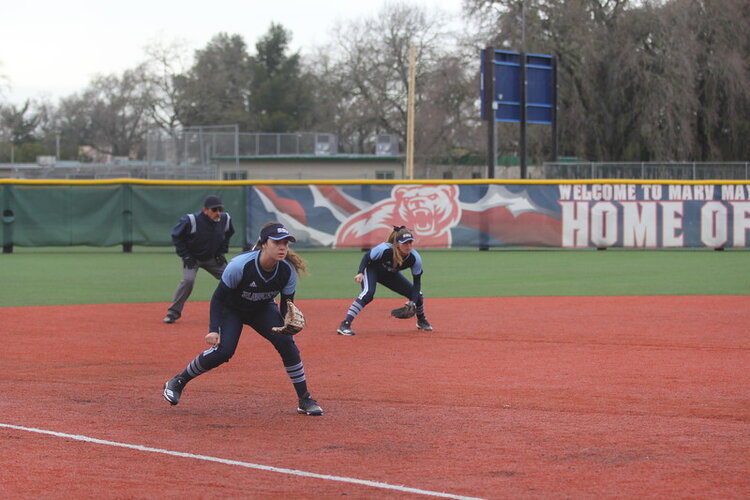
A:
[[256, 186, 308, 225], [316, 185, 362, 215], [460, 207, 562, 246]]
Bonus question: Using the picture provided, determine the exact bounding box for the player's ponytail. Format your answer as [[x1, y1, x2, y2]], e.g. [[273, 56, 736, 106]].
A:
[[285, 249, 308, 276]]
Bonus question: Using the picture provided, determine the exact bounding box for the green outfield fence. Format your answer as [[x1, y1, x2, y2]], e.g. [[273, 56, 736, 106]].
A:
[[0, 180, 247, 252]]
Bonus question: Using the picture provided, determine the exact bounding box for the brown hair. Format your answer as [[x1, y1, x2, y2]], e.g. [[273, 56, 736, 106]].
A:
[[253, 221, 308, 276], [387, 225, 412, 268]]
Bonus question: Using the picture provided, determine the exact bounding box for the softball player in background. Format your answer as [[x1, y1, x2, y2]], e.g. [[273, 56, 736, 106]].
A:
[[336, 225, 432, 336], [163, 221, 323, 415]]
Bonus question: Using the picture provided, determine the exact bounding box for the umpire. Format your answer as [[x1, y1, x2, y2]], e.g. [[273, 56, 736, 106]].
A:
[[163, 195, 235, 324]]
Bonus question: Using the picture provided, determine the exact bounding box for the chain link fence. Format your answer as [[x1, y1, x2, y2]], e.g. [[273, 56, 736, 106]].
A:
[[1, 128, 339, 179], [542, 162, 750, 180], [5, 162, 217, 180], [4, 124, 749, 180], [146, 127, 339, 165]]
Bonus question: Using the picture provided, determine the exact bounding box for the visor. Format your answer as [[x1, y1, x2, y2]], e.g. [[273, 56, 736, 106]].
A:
[[260, 223, 296, 242]]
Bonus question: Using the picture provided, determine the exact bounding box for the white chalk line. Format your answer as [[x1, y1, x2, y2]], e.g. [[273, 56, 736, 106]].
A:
[[0, 422, 484, 500]]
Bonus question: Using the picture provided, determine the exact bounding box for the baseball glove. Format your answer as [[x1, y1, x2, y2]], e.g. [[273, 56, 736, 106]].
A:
[[182, 256, 198, 269], [391, 300, 416, 319], [272, 300, 305, 336]]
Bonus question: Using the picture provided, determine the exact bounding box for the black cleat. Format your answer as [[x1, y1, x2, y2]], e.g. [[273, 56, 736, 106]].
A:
[[297, 392, 323, 416], [163, 376, 187, 405], [417, 318, 433, 331], [163, 312, 180, 324], [336, 321, 356, 336]]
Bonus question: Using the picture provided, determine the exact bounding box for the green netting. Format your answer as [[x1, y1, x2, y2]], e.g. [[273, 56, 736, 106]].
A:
[[127, 185, 245, 246], [5, 185, 123, 246], [1, 184, 246, 248]]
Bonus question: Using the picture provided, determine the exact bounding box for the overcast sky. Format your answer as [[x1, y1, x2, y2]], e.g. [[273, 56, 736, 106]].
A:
[[0, 0, 464, 105]]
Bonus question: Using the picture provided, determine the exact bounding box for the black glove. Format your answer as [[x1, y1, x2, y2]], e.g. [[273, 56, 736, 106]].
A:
[[215, 254, 228, 266], [182, 256, 198, 269], [391, 300, 416, 319]]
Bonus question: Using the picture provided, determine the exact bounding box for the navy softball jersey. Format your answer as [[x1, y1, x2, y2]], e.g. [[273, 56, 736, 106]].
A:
[[209, 249, 297, 330], [359, 242, 423, 301]]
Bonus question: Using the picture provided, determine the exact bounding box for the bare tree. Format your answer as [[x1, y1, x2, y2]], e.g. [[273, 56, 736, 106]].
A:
[[463, 0, 750, 162], [415, 53, 482, 167], [142, 38, 192, 135], [141, 38, 193, 163], [0, 100, 44, 162], [8, 0, 746, 169], [310, 2, 456, 159], [684, 0, 750, 160], [0, 61, 8, 102], [55, 65, 154, 158]]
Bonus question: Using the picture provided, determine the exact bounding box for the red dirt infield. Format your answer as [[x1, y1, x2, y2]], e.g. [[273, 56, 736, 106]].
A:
[[1, 296, 749, 499]]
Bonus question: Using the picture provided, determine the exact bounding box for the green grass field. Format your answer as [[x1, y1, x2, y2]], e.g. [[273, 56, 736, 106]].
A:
[[0, 246, 746, 307]]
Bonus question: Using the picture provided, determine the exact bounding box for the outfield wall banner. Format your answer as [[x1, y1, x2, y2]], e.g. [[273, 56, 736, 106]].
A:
[[247, 183, 750, 249], [557, 183, 750, 249], [1, 181, 748, 249]]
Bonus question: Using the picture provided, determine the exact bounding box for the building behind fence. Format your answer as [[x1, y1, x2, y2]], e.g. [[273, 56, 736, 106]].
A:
[[1, 126, 748, 180]]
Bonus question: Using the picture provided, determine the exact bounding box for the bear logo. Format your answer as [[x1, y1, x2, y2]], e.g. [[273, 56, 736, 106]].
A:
[[334, 185, 461, 248]]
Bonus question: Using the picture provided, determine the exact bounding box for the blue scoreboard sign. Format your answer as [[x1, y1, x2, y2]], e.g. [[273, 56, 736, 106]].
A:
[[481, 49, 554, 124]]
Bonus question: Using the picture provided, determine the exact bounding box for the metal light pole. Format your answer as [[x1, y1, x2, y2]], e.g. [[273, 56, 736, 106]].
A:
[[482, 48, 496, 179], [405, 44, 417, 180], [520, 0, 526, 52], [519, 0, 527, 178]]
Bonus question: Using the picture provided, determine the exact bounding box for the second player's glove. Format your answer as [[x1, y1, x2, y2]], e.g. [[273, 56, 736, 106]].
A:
[[391, 300, 416, 319], [182, 256, 198, 269], [215, 254, 227, 266]]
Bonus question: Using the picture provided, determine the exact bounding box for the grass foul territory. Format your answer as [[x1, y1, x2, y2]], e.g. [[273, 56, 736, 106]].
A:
[[0, 247, 747, 307]]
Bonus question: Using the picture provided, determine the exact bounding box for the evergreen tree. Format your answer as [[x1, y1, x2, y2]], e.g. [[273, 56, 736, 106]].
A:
[[174, 33, 253, 129], [248, 23, 311, 132]]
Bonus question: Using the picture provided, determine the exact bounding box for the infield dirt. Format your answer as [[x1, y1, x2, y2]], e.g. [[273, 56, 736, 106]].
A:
[[1, 296, 748, 498]]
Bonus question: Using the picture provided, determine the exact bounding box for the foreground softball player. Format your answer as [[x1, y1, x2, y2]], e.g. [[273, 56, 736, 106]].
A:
[[163, 222, 323, 415], [336, 225, 432, 336]]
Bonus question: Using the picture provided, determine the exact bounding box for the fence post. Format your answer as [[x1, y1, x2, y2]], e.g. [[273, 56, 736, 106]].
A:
[[1, 209, 13, 253], [2, 185, 13, 253], [121, 184, 133, 253], [479, 199, 490, 251], [242, 185, 251, 251]]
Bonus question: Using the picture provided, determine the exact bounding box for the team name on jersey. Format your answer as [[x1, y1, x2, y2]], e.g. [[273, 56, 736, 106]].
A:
[[240, 291, 278, 302], [382, 262, 399, 272]]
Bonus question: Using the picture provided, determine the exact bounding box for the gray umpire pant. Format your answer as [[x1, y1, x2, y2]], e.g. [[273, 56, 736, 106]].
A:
[[166, 258, 226, 318]]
